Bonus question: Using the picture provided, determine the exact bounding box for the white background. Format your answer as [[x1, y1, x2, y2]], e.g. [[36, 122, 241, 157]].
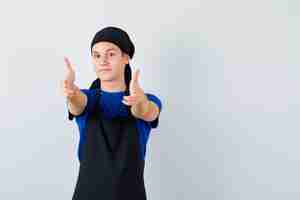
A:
[[1, 0, 300, 199]]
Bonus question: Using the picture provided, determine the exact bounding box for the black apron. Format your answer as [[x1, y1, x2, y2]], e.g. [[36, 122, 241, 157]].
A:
[[72, 89, 147, 200]]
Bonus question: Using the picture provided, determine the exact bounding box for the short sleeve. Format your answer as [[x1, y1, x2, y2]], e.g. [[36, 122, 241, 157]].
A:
[[67, 89, 90, 121], [145, 93, 162, 128]]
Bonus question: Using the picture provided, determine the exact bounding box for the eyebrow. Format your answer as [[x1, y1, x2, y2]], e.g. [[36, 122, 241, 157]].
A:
[[92, 48, 118, 54]]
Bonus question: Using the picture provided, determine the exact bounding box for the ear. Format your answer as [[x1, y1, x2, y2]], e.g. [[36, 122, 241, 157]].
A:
[[123, 53, 130, 64]]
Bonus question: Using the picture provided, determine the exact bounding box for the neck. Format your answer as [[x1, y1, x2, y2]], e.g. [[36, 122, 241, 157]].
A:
[[100, 79, 126, 92]]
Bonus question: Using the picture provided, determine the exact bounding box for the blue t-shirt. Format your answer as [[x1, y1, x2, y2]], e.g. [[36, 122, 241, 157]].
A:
[[67, 89, 162, 161]]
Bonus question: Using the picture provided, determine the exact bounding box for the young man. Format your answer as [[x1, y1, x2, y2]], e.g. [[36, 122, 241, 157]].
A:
[[62, 26, 162, 200]]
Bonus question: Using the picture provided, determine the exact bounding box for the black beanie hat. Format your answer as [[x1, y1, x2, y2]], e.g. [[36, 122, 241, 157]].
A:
[[90, 26, 135, 59]]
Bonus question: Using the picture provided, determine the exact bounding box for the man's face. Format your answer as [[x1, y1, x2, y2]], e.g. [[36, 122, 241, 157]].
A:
[[91, 41, 129, 82]]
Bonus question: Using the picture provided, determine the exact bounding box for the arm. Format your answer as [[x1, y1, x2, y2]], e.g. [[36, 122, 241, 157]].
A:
[[62, 57, 88, 116], [130, 94, 160, 122], [67, 88, 88, 116], [122, 69, 161, 121]]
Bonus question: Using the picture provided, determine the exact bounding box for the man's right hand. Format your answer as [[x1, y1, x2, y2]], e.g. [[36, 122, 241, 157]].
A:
[[62, 57, 80, 99]]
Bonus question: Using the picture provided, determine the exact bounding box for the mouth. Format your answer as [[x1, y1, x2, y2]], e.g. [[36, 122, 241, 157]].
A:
[[99, 68, 112, 72]]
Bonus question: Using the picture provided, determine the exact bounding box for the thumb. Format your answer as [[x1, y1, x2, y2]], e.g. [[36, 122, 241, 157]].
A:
[[131, 68, 140, 83], [64, 56, 74, 72], [64, 56, 75, 83]]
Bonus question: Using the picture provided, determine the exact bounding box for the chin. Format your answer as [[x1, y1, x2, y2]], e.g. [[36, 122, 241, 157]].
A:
[[99, 75, 114, 82], [95, 72, 110, 80]]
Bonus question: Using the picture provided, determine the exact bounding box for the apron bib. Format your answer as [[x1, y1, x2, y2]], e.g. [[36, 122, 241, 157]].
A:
[[72, 89, 146, 200]]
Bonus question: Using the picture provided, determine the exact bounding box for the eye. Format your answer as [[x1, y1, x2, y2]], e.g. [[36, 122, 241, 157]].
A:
[[109, 52, 115, 57], [93, 54, 100, 59]]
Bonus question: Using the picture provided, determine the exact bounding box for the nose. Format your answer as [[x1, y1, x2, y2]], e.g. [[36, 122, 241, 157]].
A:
[[99, 55, 109, 65]]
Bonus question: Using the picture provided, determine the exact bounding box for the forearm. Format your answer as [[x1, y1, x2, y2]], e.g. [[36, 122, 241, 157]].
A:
[[131, 95, 158, 121], [67, 90, 87, 116]]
